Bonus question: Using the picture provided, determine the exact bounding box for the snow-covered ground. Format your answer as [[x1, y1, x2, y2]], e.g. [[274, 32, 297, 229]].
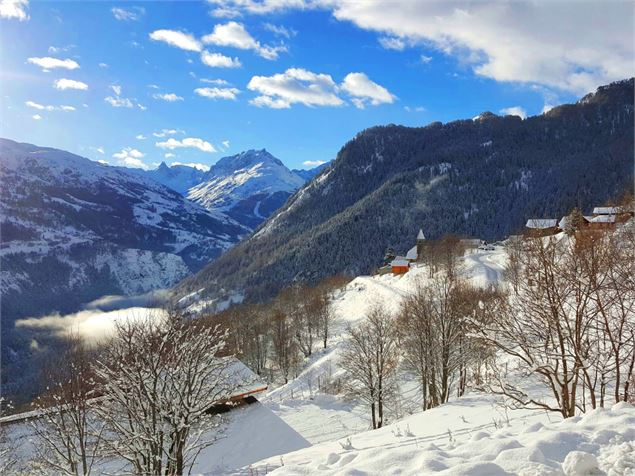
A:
[[233, 246, 635, 475]]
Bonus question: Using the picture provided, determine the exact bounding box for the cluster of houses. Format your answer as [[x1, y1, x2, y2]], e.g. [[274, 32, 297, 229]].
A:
[[525, 206, 634, 237], [382, 204, 633, 277]]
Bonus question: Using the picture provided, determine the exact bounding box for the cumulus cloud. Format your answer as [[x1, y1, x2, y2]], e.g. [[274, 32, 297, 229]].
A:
[[32, 114, 42, 120], [340, 72, 395, 108], [221, 140, 230, 149], [500, 106, 527, 119], [378, 36, 405, 51], [248, 68, 343, 109], [171, 161, 211, 172], [16, 307, 166, 344], [111, 6, 145, 21], [136, 134, 147, 140], [201, 51, 241, 68], [149, 29, 202, 52], [420, 55, 432, 64], [105, 96, 133, 108], [319, 0, 634, 94], [153, 93, 184, 102], [303, 159, 326, 167], [113, 147, 149, 169], [95, 147, 105, 154], [202, 21, 287, 60], [28, 56, 79, 70], [194, 86, 240, 100], [0, 0, 29, 20], [155, 137, 216, 153], [54, 78, 88, 90], [404, 105, 425, 112], [48, 44, 75, 54]]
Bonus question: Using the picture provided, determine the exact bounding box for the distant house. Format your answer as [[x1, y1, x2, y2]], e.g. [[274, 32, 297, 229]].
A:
[[405, 245, 418, 262], [589, 214, 617, 230], [460, 238, 484, 249], [592, 206, 634, 225], [525, 218, 560, 237], [391, 257, 410, 274]]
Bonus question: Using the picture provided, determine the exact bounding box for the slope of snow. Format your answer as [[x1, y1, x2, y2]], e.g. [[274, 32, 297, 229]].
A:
[[245, 401, 634, 475]]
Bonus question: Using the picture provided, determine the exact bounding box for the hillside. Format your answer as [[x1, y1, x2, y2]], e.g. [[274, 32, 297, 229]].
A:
[[0, 138, 247, 322], [179, 78, 634, 305]]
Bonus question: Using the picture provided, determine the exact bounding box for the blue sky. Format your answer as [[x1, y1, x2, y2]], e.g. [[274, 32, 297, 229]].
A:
[[1, 1, 632, 171]]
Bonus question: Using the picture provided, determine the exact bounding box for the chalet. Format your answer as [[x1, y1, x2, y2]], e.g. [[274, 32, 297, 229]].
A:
[[592, 206, 634, 224], [391, 257, 410, 274], [525, 218, 560, 237], [589, 214, 617, 230], [405, 245, 418, 262]]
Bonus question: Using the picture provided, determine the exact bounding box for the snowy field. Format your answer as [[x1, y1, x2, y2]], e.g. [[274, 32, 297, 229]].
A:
[[237, 247, 635, 475]]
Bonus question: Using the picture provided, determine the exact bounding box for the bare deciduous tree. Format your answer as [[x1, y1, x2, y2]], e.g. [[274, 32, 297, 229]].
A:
[[29, 335, 104, 476], [94, 310, 239, 475], [341, 305, 400, 429]]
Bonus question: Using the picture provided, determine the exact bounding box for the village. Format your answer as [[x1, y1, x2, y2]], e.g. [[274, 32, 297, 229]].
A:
[[382, 204, 635, 276]]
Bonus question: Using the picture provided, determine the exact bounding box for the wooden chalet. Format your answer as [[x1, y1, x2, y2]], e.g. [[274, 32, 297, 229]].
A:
[[525, 218, 560, 237], [391, 257, 410, 275]]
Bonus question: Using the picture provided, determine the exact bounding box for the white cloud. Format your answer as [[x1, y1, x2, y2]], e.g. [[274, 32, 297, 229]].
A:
[[153, 93, 184, 102], [111, 6, 144, 21], [379, 36, 405, 51], [404, 105, 425, 112], [28, 56, 79, 70], [420, 55, 432, 64], [340, 72, 395, 108], [206, 0, 309, 17], [200, 78, 231, 85], [32, 114, 42, 120], [110, 84, 122, 96], [221, 140, 230, 149], [500, 106, 527, 119], [248, 68, 343, 109], [95, 147, 105, 154], [155, 137, 216, 153], [0, 0, 29, 21], [170, 161, 211, 172], [200, 51, 242, 68], [263, 23, 297, 38], [48, 44, 74, 54], [318, 1, 634, 94], [25, 100, 50, 110], [153, 128, 181, 138], [202, 21, 287, 60], [99, 62, 109, 68], [542, 104, 554, 114], [164, 153, 175, 158], [136, 134, 147, 140], [113, 147, 149, 169], [303, 160, 326, 167], [25, 101, 75, 111], [194, 87, 240, 100], [149, 29, 202, 52], [105, 96, 133, 108], [54, 78, 88, 90]]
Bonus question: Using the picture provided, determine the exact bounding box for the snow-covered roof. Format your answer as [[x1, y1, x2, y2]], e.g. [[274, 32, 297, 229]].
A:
[[558, 216, 569, 230], [591, 215, 616, 223], [593, 207, 619, 215], [391, 258, 409, 267], [417, 229, 425, 240], [525, 219, 558, 229], [405, 245, 418, 261]]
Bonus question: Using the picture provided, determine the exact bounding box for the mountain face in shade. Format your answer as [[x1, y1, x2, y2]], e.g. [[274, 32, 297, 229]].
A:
[[179, 78, 634, 306], [0, 138, 247, 321]]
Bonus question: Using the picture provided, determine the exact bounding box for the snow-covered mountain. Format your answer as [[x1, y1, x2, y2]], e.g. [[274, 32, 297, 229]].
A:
[[0, 138, 247, 322], [187, 149, 307, 229], [139, 161, 207, 195]]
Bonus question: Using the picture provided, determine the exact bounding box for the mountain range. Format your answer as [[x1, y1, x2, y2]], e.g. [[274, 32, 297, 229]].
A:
[[179, 78, 634, 306], [0, 143, 323, 322]]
